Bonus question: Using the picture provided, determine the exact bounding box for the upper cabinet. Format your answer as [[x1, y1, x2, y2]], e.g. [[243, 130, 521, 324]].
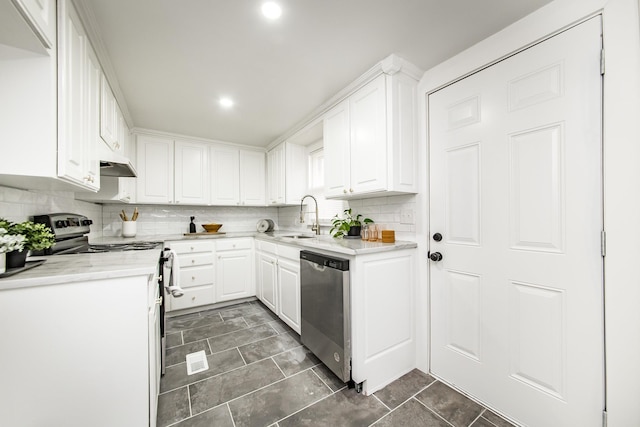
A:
[[57, 0, 100, 191], [174, 139, 210, 205], [323, 57, 421, 199], [100, 76, 120, 152], [136, 135, 175, 204], [210, 147, 265, 206], [266, 142, 307, 206], [0, 0, 55, 54]]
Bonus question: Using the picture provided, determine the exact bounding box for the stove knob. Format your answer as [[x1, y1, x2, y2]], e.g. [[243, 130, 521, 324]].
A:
[[55, 220, 67, 228]]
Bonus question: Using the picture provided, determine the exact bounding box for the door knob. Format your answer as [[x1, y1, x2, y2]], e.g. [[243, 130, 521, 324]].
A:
[[429, 252, 443, 262], [433, 233, 443, 242]]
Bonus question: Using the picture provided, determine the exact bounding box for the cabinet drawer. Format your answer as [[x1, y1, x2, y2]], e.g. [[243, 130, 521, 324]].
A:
[[179, 265, 214, 288], [277, 244, 300, 261], [256, 240, 277, 254], [216, 238, 252, 252], [169, 240, 215, 254], [168, 285, 215, 311], [179, 253, 214, 268]]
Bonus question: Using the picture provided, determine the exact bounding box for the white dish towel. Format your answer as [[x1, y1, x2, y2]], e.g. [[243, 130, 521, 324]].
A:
[[165, 248, 184, 297]]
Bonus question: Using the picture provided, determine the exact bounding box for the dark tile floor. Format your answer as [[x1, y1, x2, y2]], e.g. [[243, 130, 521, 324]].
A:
[[158, 301, 517, 427]]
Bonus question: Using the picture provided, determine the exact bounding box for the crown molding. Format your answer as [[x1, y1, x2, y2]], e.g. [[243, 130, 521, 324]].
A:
[[72, 0, 133, 128]]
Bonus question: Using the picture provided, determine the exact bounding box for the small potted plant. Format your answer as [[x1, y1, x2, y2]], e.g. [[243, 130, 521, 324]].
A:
[[0, 219, 55, 268], [329, 208, 373, 238], [0, 228, 26, 273]]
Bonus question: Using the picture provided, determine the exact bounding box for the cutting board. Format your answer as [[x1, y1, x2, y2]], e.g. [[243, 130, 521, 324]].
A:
[[183, 232, 226, 236]]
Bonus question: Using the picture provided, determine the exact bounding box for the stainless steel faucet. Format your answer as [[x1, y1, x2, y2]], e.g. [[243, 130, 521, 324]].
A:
[[300, 194, 320, 235]]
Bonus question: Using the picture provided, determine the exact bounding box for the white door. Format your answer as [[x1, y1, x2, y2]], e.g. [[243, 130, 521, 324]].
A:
[[259, 253, 278, 313], [136, 135, 174, 204], [240, 150, 266, 206], [429, 17, 603, 427], [216, 249, 253, 302], [174, 140, 209, 205], [211, 146, 240, 205]]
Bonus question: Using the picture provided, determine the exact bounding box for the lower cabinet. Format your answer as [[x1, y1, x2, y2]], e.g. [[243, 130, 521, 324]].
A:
[[165, 240, 215, 312], [0, 274, 157, 426], [215, 238, 255, 302], [256, 241, 301, 333]]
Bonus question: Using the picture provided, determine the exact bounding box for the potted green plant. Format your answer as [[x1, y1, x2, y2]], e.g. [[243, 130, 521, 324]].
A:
[[0, 219, 55, 268], [329, 208, 373, 238]]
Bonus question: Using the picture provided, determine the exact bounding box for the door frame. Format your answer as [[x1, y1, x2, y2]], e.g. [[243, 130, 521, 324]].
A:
[[414, 0, 640, 425]]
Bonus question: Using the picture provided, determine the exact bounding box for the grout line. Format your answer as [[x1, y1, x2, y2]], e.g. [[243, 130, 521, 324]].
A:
[[309, 365, 334, 392], [412, 397, 455, 427], [275, 379, 340, 425], [180, 331, 184, 345], [237, 347, 248, 366], [187, 385, 193, 418], [272, 356, 288, 377], [371, 393, 391, 411], [206, 338, 213, 354], [226, 403, 237, 427], [469, 409, 486, 427]]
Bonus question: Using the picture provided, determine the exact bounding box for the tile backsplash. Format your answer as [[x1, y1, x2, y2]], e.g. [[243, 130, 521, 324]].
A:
[[0, 185, 416, 241], [101, 204, 279, 237], [0, 186, 103, 239]]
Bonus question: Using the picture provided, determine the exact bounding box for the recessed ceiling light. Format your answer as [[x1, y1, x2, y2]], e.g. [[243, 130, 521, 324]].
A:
[[219, 97, 234, 108], [261, 2, 282, 20]]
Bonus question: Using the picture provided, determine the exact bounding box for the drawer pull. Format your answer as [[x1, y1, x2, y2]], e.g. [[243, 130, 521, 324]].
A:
[[192, 276, 196, 280]]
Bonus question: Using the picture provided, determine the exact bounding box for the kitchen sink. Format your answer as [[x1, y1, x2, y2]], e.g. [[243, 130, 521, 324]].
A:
[[281, 235, 315, 239]]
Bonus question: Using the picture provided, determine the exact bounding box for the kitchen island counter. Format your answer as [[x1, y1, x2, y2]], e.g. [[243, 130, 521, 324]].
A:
[[0, 250, 158, 291]]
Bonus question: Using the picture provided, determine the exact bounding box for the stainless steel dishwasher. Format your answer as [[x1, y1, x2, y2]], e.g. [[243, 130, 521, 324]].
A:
[[300, 250, 351, 383]]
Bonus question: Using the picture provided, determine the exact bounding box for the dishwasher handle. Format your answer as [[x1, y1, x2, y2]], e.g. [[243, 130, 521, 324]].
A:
[[300, 250, 349, 271]]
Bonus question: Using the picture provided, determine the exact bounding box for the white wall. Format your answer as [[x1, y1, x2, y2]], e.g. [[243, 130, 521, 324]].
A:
[[0, 186, 103, 239], [416, 0, 640, 425]]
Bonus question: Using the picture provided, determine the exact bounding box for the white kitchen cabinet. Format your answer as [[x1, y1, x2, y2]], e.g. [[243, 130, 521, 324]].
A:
[[255, 241, 301, 333], [165, 240, 215, 312], [323, 71, 419, 199], [240, 150, 267, 205], [210, 147, 265, 206], [267, 142, 307, 206], [137, 135, 174, 203], [148, 275, 161, 427], [0, 274, 158, 426], [57, 0, 100, 191], [175, 139, 210, 205], [100, 75, 119, 152], [257, 250, 278, 313], [215, 238, 255, 302], [276, 245, 301, 333], [11, 0, 55, 50]]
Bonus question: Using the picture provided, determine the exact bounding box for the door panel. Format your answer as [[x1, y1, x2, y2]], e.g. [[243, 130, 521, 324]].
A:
[[429, 17, 603, 427]]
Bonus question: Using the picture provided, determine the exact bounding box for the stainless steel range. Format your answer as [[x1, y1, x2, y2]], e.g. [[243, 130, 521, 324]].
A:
[[32, 213, 161, 254]]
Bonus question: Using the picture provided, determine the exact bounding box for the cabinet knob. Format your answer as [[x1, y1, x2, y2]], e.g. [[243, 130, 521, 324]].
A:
[[192, 276, 195, 280], [349, 188, 354, 193], [191, 260, 195, 264], [190, 247, 194, 251], [343, 189, 347, 194], [192, 296, 196, 301]]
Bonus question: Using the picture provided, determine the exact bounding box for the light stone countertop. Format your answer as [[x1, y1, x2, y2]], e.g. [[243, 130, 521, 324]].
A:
[[91, 231, 418, 256], [0, 250, 159, 291], [0, 231, 416, 291]]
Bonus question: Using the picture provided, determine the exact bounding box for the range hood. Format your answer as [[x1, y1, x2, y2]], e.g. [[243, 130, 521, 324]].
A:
[[98, 144, 137, 177]]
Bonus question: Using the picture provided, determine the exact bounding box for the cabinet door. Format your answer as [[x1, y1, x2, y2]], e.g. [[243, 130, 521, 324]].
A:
[[136, 135, 174, 204], [11, 0, 55, 49], [84, 44, 101, 191], [240, 150, 266, 206], [258, 253, 278, 313], [174, 140, 209, 205], [323, 100, 350, 197], [284, 143, 307, 204], [210, 146, 240, 205], [148, 280, 160, 427], [115, 104, 127, 156], [57, 0, 90, 188], [349, 74, 387, 194], [267, 144, 285, 205], [100, 75, 118, 150], [277, 258, 301, 333], [216, 249, 254, 302]]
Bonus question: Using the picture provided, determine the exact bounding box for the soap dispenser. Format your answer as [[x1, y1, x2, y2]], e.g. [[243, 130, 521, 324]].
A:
[[189, 216, 196, 233]]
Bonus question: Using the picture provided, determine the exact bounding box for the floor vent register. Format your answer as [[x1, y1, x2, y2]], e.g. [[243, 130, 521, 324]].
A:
[[186, 351, 209, 375]]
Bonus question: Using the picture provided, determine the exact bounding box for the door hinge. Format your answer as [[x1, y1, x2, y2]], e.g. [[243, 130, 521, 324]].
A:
[[603, 409, 608, 427], [601, 230, 606, 257], [600, 48, 605, 75]]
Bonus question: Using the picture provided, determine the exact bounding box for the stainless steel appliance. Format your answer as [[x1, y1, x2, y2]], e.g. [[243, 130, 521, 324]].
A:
[[300, 250, 351, 382]]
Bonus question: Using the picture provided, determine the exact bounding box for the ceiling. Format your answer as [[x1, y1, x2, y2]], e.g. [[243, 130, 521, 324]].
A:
[[86, 0, 553, 148]]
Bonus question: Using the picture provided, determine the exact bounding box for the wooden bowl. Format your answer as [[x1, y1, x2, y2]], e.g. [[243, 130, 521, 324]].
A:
[[202, 223, 222, 233]]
